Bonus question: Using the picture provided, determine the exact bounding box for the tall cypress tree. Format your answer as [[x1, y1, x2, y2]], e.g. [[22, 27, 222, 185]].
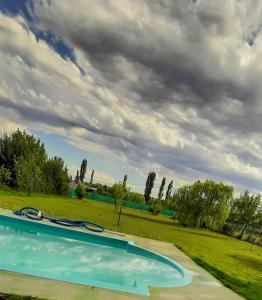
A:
[[75, 170, 80, 184], [158, 177, 166, 200], [80, 159, 87, 183], [144, 172, 156, 204], [165, 180, 173, 200], [90, 169, 95, 185], [117, 174, 128, 226], [123, 174, 128, 190]]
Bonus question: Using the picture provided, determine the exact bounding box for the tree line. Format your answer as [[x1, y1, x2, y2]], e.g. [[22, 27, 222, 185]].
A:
[[143, 171, 262, 243], [0, 130, 69, 195], [78, 166, 261, 243], [1, 130, 261, 244]]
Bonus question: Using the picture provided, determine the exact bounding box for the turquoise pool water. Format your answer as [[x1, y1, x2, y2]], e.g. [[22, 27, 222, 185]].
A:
[[0, 215, 191, 295]]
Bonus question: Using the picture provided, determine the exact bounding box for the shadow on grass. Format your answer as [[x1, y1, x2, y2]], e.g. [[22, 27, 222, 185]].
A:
[[191, 257, 261, 300], [230, 254, 262, 270], [121, 211, 234, 241], [121, 211, 175, 227], [172, 226, 231, 240]]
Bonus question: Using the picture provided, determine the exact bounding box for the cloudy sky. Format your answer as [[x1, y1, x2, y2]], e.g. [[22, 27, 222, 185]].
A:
[[1, 0, 262, 195]]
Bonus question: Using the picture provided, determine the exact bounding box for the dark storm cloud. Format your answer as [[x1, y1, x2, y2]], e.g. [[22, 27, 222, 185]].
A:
[[237, 151, 262, 168], [38, 11, 236, 107], [26, 0, 262, 191], [0, 97, 122, 139], [0, 97, 80, 128], [0, 97, 146, 148], [31, 1, 259, 119]]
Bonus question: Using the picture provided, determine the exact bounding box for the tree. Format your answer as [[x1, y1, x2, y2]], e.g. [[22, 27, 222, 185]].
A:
[[229, 191, 261, 240], [42, 157, 69, 195], [165, 180, 173, 200], [144, 172, 156, 204], [158, 177, 166, 200], [123, 174, 128, 190], [75, 183, 86, 199], [121, 174, 128, 202], [117, 175, 128, 226], [0, 129, 70, 196], [80, 159, 87, 183], [111, 182, 125, 212], [175, 180, 233, 230], [125, 191, 144, 203], [16, 153, 42, 196], [90, 169, 95, 185], [149, 199, 162, 215], [0, 129, 46, 187], [75, 170, 80, 184], [0, 165, 11, 185]]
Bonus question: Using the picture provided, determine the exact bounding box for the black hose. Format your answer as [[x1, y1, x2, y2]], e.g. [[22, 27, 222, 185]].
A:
[[83, 222, 105, 232], [13, 207, 104, 233]]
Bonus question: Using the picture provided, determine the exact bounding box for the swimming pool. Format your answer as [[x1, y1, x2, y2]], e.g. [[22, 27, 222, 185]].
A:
[[0, 214, 191, 296]]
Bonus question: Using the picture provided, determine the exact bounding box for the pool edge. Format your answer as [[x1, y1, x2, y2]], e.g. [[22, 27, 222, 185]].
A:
[[0, 212, 192, 296]]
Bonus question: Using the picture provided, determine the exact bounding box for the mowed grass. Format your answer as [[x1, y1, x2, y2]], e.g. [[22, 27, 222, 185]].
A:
[[0, 190, 261, 300]]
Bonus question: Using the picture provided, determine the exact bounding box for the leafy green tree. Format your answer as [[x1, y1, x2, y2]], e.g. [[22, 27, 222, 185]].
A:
[[80, 159, 87, 183], [90, 169, 95, 185], [0, 165, 11, 185], [165, 180, 173, 200], [125, 191, 144, 203], [111, 182, 125, 211], [229, 191, 261, 240], [257, 206, 262, 226], [162, 197, 176, 210], [75, 183, 86, 199], [144, 172, 156, 204], [0, 129, 70, 196], [175, 180, 233, 230], [42, 157, 69, 195], [149, 199, 162, 215], [158, 177, 166, 200], [16, 153, 42, 196], [0, 129, 46, 187]]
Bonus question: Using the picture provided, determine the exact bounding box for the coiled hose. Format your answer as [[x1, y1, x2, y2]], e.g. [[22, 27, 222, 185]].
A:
[[13, 207, 104, 233]]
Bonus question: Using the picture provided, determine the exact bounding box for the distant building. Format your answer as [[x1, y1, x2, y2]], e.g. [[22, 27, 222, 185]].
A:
[[86, 187, 97, 192], [69, 181, 78, 189]]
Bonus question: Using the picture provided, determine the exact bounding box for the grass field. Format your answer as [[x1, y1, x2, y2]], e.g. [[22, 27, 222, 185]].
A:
[[0, 190, 261, 300]]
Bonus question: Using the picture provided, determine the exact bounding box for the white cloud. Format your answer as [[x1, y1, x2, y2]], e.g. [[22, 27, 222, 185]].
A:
[[1, 2, 262, 194]]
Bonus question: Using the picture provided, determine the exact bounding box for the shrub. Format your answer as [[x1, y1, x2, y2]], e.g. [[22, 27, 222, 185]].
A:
[[111, 182, 125, 211], [148, 200, 162, 215], [75, 183, 86, 199]]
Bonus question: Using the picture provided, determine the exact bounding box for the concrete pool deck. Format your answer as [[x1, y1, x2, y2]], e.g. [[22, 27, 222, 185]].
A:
[[0, 208, 243, 300]]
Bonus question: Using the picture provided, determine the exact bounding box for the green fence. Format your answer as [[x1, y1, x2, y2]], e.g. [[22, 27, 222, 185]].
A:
[[87, 192, 115, 204], [68, 188, 77, 197], [159, 209, 176, 216], [68, 189, 176, 216]]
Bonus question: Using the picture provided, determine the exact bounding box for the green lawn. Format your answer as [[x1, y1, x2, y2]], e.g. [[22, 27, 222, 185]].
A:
[[0, 190, 261, 300]]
